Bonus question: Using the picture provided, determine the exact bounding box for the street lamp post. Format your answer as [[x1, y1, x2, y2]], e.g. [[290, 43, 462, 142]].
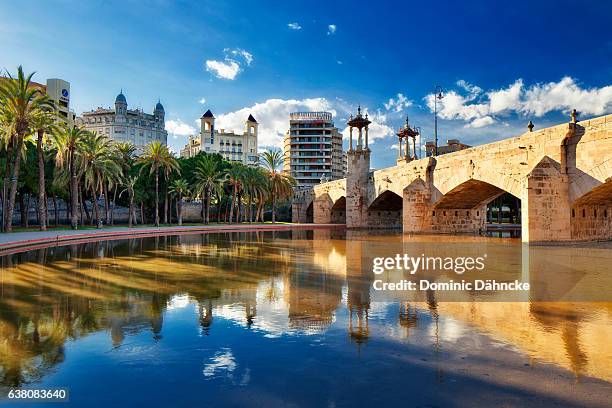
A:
[[433, 85, 444, 157]]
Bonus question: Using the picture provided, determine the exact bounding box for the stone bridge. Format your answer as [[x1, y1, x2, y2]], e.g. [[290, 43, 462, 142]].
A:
[[292, 114, 612, 243]]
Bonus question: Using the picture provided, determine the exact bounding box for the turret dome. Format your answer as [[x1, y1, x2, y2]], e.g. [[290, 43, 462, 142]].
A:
[[115, 91, 127, 104]]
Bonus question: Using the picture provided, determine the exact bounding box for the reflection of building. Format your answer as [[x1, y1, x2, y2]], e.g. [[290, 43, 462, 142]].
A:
[[284, 112, 345, 187], [78, 91, 168, 152], [180, 109, 259, 165], [425, 139, 470, 156]]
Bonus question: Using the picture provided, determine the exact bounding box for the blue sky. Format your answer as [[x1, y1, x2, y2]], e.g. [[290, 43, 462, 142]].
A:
[[1, 0, 611, 168]]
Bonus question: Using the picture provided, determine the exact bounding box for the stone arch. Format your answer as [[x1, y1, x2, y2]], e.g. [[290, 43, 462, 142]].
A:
[[330, 196, 346, 224], [570, 180, 612, 241], [366, 190, 402, 228], [305, 201, 313, 223], [430, 178, 520, 235], [435, 165, 522, 201]]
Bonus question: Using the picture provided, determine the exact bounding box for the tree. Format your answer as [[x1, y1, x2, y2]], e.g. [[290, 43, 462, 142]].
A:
[[0, 66, 54, 231], [79, 132, 121, 228], [52, 125, 89, 229], [225, 163, 245, 224], [120, 175, 138, 227], [169, 179, 189, 226], [259, 149, 296, 223], [192, 155, 224, 224], [30, 105, 58, 230], [137, 141, 179, 227], [242, 166, 267, 222]]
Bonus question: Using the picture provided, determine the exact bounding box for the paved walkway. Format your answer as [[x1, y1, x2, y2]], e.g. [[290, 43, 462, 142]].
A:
[[0, 223, 339, 254]]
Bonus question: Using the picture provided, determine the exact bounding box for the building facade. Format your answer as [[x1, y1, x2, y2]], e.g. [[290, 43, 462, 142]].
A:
[[179, 109, 259, 165], [283, 112, 345, 187], [425, 139, 471, 157], [78, 91, 168, 152]]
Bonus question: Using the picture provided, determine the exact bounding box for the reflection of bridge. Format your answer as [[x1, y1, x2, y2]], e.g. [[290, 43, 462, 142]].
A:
[[293, 112, 612, 243]]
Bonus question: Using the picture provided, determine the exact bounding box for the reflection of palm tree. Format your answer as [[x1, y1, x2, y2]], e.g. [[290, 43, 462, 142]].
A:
[[198, 300, 214, 335]]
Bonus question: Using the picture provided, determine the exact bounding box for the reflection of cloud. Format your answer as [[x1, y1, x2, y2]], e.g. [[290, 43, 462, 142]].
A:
[[203, 348, 236, 377], [213, 279, 333, 337], [166, 293, 191, 310]]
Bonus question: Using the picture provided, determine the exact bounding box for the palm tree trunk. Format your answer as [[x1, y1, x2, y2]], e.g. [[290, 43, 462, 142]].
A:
[[91, 186, 102, 229], [36, 129, 47, 231], [206, 190, 211, 224], [53, 194, 58, 226], [154, 169, 160, 227], [229, 187, 236, 224], [163, 185, 168, 224], [201, 194, 206, 224], [6, 135, 25, 232], [70, 152, 79, 229], [178, 193, 183, 226], [128, 192, 134, 228], [111, 186, 117, 225], [2, 141, 13, 231], [24, 194, 31, 228], [141, 201, 146, 224], [272, 193, 276, 223], [19, 193, 27, 227], [103, 182, 110, 225]]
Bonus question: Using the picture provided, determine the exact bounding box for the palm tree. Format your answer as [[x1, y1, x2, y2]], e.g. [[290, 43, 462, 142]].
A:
[[0, 66, 54, 231], [169, 179, 189, 226], [52, 125, 89, 229], [30, 104, 58, 231], [192, 155, 224, 224], [120, 175, 138, 227], [225, 163, 245, 223], [242, 166, 268, 222], [110, 142, 136, 225], [79, 132, 121, 228], [259, 149, 296, 223], [137, 141, 179, 227]]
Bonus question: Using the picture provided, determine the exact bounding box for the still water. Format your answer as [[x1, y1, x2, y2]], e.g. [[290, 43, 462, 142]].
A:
[[0, 229, 610, 407]]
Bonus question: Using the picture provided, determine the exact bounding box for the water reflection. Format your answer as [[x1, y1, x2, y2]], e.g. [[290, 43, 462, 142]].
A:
[[0, 230, 610, 406]]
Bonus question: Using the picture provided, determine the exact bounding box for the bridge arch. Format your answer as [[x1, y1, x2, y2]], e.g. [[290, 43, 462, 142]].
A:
[[570, 180, 612, 241], [331, 196, 346, 224], [366, 190, 402, 228], [430, 178, 520, 235]]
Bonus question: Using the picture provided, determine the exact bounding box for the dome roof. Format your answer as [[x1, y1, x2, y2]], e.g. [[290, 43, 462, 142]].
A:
[[155, 100, 164, 112], [115, 90, 127, 104]]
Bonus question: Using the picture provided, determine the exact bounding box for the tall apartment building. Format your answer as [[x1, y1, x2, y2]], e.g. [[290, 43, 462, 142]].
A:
[[283, 112, 345, 187], [78, 91, 168, 153], [179, 109, 259, 166], [2, 77, 76, 126]]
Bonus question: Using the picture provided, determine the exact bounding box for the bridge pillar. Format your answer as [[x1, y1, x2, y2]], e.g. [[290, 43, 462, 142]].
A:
[[402, 178, 432, 233], [346, 150, 370, 228], [522, 156, 572, 242], [313, 194, 333, 224]]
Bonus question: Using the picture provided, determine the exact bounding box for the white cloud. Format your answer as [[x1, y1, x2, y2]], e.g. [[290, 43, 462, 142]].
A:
[[384, 93, 413, 112], [336, 60, 343, 65], [225, 48, 253, 66], [205, 48, 253, 80], [288, 22, 302, 30], [465, 116, 495, 128], [205, 59, 240, 80], [425, 77, 612, 128], [327, 24, 336, 35], [216, 98, 336, 148], [165, 119, 197, 138], [198, 97, 206, 104]]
